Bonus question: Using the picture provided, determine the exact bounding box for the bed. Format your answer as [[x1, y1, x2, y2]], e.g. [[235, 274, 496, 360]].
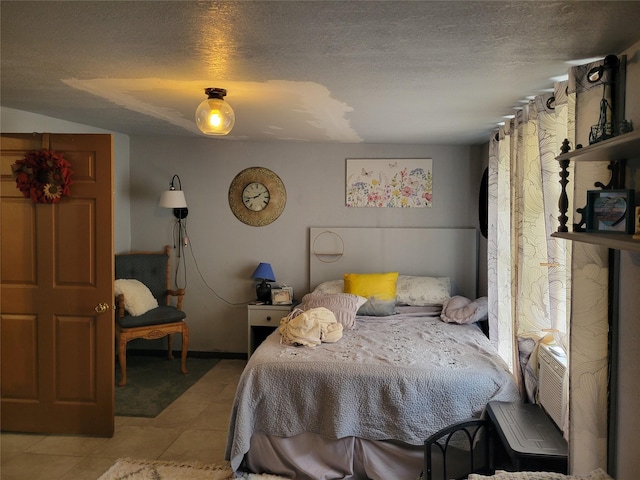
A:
[[225, 228, 520, 480]]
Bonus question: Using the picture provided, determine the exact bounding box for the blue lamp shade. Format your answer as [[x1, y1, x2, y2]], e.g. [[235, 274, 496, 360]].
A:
[[251, 263, 276, 302], [251, 263, 276, 282]]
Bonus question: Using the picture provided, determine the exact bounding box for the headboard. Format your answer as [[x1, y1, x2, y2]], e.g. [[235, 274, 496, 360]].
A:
[[310, 227, 478, 299]]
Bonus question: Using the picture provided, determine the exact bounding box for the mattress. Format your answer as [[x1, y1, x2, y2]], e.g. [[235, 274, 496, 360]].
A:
[[226, 307, 520, 478]]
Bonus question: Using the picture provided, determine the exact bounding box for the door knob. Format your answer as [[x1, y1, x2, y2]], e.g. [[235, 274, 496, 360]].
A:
[[95, 302, 110, 313]]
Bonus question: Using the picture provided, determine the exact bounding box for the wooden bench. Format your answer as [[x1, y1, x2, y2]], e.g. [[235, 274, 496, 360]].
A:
[[486, 401, 568, 473]]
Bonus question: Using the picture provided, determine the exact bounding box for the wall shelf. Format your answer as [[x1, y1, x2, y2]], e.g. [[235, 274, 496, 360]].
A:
[[555, 129, 639, 248], [551, 232, 640, 252], [556, 130, 640, 163]]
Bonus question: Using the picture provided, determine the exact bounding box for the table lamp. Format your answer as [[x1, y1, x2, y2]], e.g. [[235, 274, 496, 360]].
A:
[[251, 263, 276, 303]]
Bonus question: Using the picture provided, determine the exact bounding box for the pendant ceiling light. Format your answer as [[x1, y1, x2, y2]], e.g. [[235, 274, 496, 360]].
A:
[[195, 87, 235, 135]]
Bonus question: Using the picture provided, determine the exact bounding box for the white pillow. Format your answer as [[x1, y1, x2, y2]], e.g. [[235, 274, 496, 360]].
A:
[[440, 296, 488, 324], [114, 279, 158, 316], [312, 279, 344, 295], [396, 275, 451, 306]]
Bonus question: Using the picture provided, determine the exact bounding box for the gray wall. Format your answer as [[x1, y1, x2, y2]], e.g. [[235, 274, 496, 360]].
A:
[[0, 106, 486, 353], [129, 136, 486, 352]]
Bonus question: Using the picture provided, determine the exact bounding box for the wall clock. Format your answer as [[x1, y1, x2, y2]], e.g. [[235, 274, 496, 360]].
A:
[[228, 167, 287, 226]]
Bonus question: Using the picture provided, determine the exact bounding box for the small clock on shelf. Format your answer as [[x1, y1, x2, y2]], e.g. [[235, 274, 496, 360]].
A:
[[228, 167, 286, 226]]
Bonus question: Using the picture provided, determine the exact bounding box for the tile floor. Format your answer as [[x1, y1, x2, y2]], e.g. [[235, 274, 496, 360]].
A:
[[0, 359, 247, 480]]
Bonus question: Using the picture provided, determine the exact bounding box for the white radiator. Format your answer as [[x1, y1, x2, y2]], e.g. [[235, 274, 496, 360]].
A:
[[538, 343, 567, 431]]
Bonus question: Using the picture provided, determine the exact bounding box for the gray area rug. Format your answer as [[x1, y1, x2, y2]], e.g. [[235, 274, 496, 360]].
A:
[[115, 355, 220, 417]]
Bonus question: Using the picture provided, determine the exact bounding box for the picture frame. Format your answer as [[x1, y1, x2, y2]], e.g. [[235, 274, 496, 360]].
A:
[[633, 206, 640, 240], [271, 287, 293, 305], [586, 189, 635, 234], [345, 158, 433, 208]]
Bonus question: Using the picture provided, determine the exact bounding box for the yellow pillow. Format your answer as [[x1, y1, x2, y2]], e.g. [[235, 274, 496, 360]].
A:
[[343, 272, 399, 301]]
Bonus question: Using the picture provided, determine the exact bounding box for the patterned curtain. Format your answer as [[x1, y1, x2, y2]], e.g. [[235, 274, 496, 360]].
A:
[[488, 82, 572, 373], [488, 56, 617, 473]]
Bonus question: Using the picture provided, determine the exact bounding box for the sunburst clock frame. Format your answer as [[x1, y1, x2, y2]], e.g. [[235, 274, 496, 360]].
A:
[[228, 167, 287, 227]]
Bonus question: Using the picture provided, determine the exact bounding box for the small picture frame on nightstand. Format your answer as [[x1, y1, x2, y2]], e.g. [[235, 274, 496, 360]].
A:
[[271, 287, 293, 305], [633, 206, 640, 240]]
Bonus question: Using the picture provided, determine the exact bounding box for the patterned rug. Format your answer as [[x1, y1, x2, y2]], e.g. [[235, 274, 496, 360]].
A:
[[98, 458, 289, 480]]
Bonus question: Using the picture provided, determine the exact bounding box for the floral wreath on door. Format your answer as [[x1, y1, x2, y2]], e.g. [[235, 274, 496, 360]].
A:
[[12, 149, 74, 204]]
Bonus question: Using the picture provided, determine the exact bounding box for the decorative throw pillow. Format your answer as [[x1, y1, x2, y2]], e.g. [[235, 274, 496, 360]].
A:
[[396, 275, 451, 306], [343, 272, 399, 317], [440, 296, 488, 325], [356, 297, 397, 317], [343, 272, 398, 300], [114, 279, 158, 316], [301, 292, 361, 330]]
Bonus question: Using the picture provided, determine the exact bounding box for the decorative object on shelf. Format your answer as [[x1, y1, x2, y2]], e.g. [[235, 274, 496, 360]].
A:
[[271, 286, 293, 305], [345, 158, 432, 208], [252, 262, 276, 303], [587, 54, 633, 145], [589, 97, 633, 145], [12, 149, 74, 204], [633, 206, 640, 240], [586, 189, 635, 234], [159, 174, 189, 219], [195, 87, 235, 135], [229, 167, 286, 226], [557, 139, 572, 232]]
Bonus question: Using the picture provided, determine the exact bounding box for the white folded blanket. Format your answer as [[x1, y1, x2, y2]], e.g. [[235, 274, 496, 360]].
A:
[[278, 307, 343, 347]]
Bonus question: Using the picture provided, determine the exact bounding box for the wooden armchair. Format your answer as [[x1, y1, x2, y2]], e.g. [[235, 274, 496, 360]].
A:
[[114, 246, 189, 386]]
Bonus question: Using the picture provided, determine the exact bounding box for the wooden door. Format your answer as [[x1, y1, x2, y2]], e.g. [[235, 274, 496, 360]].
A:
[[0, 133, 114, 436]]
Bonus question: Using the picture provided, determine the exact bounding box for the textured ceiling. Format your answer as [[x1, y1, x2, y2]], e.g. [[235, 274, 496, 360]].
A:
[[2, 1, 640, 145]]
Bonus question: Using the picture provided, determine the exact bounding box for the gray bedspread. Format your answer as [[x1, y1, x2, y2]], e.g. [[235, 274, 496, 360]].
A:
[[225, 308, 520, 471]]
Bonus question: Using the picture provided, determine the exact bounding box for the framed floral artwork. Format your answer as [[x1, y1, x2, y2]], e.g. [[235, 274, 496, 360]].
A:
[[346, 158, 432, 208]]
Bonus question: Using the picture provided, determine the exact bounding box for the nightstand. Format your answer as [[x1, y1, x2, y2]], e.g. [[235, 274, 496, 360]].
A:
[[247, 303, 291, 358]]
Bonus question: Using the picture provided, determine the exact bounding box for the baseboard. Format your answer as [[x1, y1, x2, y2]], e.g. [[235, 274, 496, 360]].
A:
[[123, 349, 247, 360]]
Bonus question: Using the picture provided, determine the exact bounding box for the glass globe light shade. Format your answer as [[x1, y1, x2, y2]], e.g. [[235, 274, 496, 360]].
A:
[[195, 88, 235, 135]]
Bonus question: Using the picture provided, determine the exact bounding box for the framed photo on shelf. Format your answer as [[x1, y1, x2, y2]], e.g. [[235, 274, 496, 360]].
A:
[[586, 189, 635, 234], [271, 287, 293, 305], [633, 206, 640, 240]]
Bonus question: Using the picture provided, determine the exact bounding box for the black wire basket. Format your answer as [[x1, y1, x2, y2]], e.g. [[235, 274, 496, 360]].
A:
[[589, 120, 633, 145], [589, 97, 634, 145]]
